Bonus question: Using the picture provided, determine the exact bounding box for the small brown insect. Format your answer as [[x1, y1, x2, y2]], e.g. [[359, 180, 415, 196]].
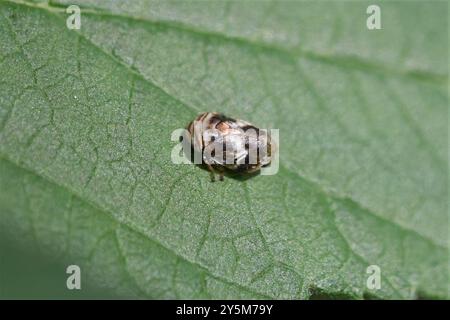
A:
[[184, 112, 274, 181]]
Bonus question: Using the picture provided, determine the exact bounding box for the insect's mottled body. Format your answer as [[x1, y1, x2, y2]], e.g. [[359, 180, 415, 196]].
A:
[[185, 112, 273, 181]]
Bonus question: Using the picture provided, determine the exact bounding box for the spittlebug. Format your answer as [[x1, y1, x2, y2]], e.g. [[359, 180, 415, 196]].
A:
[[183, 112, 274, 181]]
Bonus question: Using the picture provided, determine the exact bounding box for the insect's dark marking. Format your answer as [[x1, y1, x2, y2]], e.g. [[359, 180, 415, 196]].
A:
[[187, 121, 194, 135], [222, 142, 227, 162], [235, 163, 255, 173], [241, 125, 260, 135], [213, 113, 236, 123], [197, 112, 208, 122]]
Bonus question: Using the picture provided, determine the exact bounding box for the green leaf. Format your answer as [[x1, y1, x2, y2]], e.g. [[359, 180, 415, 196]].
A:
[[0, 0, 448, 299]]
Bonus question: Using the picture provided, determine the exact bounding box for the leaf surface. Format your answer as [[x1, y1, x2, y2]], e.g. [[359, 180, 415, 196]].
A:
[[0, 0, 448, 299]]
